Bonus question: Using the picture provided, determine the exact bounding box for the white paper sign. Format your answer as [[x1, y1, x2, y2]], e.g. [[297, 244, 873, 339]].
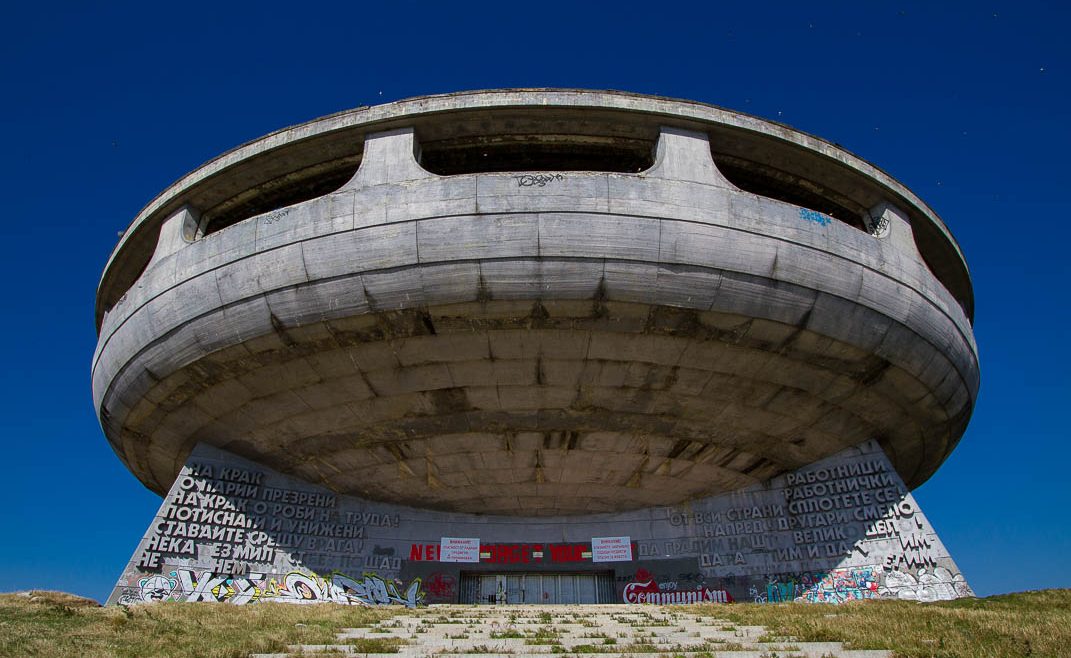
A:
[[440, 537, 481, 563], [591, 536, 633, 562]]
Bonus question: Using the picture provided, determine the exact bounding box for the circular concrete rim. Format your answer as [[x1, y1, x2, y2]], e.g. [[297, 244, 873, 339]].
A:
[[95, 88, 972, 328]]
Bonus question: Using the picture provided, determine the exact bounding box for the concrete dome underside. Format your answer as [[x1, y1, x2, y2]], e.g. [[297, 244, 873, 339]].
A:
[[93, 94, 979, 516], [111, 296, 969, 516]]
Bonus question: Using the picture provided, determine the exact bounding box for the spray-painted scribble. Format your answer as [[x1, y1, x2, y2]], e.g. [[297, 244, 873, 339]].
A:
[[515, 173, 564, 187], [798, 207, 832, 226], [864, 210, 891, 237], [425, 572, 457, 600], [261, 208, 291, 225]]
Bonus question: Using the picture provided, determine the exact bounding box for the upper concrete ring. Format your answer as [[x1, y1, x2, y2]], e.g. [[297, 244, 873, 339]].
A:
[[95, 89, 972, 330]]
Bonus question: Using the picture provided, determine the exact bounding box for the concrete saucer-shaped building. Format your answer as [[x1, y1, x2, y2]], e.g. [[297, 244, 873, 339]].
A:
[[98, 90, 977, 606]]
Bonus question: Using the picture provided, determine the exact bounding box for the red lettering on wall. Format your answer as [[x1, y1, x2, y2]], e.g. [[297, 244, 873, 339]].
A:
[[549, 543, 587, 562], [474, 543, 549, 564], [407, 541, 628, 564], [408, 543, 441, 561]]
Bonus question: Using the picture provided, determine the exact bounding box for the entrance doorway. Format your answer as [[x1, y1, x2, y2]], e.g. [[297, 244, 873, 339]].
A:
[[459, 572, 615, 604]]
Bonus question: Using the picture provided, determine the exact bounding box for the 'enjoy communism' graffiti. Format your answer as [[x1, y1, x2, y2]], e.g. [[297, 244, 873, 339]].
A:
[[623, 569, 732, 604]]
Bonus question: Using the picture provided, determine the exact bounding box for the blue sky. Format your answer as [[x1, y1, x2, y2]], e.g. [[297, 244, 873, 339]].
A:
[[1, 1, 1067, 602]]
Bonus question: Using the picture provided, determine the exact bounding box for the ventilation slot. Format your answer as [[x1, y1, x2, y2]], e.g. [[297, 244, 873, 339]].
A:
[[419, 135, 655, 175], [714, 153, 867, 231], [202, 157, 361, 236]]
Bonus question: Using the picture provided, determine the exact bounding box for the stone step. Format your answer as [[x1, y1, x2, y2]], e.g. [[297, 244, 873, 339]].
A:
[[250, 605, 893, 658], [256, 651, 893, 658]]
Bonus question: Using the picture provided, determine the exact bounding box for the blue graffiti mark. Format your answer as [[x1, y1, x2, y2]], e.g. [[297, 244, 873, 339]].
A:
[[799, 208, 832, 226], [766, 580, 798, 602]]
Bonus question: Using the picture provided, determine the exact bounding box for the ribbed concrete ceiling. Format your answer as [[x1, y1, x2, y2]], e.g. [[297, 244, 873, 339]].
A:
[[114, 301, 962, 516]]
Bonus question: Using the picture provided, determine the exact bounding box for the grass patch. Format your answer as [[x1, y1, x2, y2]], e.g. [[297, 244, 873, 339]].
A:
[[0, 591, 401, 658], [620, 643, 659, 653], [342, 636, 405, 652], [686, 588, 1071, 658], [524, 625, 560, 644]]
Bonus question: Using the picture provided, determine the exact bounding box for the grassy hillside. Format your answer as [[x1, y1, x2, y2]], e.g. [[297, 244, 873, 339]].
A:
[[0, 591, 397, 657], [694, 589, 1071, 657], [1, 589, 1068, 657]]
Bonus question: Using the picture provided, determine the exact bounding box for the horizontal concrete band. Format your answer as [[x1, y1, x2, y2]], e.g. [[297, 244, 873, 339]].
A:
[[94, 208, 977, 415], [94, 254, 975, 497], [97, 90, 970, 327], [98, 169, 973, 351]]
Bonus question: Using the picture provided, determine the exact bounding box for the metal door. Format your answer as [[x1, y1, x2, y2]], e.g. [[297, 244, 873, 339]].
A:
[[506, 574, 525, 603], [558, 575, 576, 603]]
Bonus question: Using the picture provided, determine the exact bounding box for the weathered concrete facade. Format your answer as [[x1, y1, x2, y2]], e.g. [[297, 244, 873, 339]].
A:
[[96, 90, 977, 605], [108, 439, 969, 605]]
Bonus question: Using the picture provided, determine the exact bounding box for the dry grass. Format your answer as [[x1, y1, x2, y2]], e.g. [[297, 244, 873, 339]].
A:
[[2, 589, 1069, 657], [0, 591, 402, 657], [689, 588, 1071, 658]]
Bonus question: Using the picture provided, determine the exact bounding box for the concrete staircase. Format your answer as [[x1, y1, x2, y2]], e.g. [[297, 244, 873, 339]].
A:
[[251, 604, 892, 657]]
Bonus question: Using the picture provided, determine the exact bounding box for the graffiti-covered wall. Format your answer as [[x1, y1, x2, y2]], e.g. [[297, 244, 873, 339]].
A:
[[108, 439, 970, 606]]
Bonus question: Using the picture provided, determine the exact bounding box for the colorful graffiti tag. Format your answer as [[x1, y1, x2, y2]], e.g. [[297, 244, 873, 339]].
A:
[[115, 569, 424, 607], [796, 567, 879, 603], [754, 568, 880, 604], [880, 567, 971, 602], [753, 566, 970, 604], [751, 575, 812, 603], [623, 569, 732, 604], [765, 579, 801, 603]]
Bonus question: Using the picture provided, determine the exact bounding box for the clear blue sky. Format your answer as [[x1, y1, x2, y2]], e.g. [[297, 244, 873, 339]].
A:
[[1, 1, 1067, 603]]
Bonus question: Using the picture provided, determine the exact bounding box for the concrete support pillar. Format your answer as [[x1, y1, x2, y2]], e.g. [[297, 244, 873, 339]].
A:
[[344, 128, 432, 188], [867, 201, 922, 260], [147, 205, 199, 268], [647, 126, 734, 188]]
